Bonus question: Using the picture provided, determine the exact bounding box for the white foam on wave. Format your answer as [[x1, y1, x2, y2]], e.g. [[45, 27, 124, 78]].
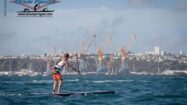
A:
[[31, 79, 79, 84], [32, 80, 53, 84], [92, 79, 134, 83], [29, 92, 50, 95], [2, 81, 25, 84], [65, 79, 79, 82], [0, 92, 50, 96], [0, 93, 23, 96]]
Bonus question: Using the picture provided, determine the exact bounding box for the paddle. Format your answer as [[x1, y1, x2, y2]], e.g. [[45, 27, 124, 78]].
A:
[[76, 54, 87, 95]]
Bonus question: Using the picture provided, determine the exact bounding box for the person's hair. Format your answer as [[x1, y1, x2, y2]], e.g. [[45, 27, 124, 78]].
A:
[[63, 53, 70, 58]]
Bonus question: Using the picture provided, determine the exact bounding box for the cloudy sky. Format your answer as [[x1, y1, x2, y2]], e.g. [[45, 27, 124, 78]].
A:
[[0, 0, 187, 55]]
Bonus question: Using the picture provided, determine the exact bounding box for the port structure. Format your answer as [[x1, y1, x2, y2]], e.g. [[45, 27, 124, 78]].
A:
[[119, 32, 137, 74], [96, 33, 112, 74], [79, 32, 96, 72]]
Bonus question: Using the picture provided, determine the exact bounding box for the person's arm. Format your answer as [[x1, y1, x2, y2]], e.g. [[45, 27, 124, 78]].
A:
[[65, 61, 81, 74]]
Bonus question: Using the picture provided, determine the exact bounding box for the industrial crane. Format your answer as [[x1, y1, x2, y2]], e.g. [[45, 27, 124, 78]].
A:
[[79, 33, 96, 72], [96, 33, 112, 73], [120, 32, 136, 61], [106, 53, 115, 75], [119, 32, 136, 72], [97, 34, 112, 61], [80, 33, 96, 54]]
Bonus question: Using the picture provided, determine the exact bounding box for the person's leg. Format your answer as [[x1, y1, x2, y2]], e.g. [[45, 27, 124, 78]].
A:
[[53, 80, 57, 94], [57, 79, 63, 94]]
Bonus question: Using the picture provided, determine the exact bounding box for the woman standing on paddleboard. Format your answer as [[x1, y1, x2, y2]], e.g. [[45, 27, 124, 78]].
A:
[[51, 53, 80, 94]]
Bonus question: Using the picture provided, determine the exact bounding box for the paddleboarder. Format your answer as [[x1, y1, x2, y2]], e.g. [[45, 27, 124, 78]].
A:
[[51, 53, 80, 94]]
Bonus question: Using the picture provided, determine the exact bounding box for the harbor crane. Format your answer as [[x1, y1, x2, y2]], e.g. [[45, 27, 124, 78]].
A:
[[119, 32, 136, 72], [97, 33, 112, 61], [80, 33, 96, 54], [96, 33, 112, 73], [79, 33, 96, 72]]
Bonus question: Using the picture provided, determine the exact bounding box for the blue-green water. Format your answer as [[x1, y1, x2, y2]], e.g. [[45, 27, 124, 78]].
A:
[[0, 75, 187, 105]]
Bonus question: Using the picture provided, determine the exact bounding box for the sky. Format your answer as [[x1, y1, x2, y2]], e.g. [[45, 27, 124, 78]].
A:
[[0, 0, 187, 55]]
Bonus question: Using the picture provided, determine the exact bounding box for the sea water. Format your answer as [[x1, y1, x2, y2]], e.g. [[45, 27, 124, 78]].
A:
[[0, 75, 187, 105]]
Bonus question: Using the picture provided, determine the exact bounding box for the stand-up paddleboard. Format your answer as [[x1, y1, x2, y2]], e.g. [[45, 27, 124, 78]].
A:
[[56, 90, 115, 96]]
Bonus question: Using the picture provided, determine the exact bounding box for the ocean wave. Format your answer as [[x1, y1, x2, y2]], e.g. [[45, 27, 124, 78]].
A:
[[139, 80, 150, 83], [32, 80, 53, 84], [0, 92, 51, 97], [65, 79, 79, 82], [31, 79, 79, 84], [1, 81, 25, 84], [0, 93, 23, 96], [28, 92, 50, 95], [92, 80, 134, 83]]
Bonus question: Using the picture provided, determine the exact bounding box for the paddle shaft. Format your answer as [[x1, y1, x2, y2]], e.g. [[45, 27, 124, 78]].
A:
[[76, 55, 86, 92]]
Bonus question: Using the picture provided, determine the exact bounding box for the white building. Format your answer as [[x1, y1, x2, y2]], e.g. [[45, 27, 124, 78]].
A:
[[145, 46, 161, 55], [161, 51, 166, 56], [154, 46, 160, 55], [145, 51, 155, 55]]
